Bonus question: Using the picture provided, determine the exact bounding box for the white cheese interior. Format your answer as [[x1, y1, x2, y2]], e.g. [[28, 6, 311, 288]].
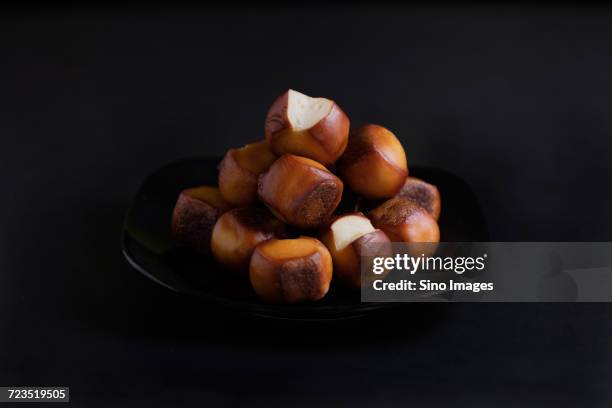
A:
[[331, 215, 377, 251], [287, 89, 333, 131]]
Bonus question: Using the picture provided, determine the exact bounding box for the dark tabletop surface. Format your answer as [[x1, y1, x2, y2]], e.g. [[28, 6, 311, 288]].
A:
[[1, 5, 612, 407]]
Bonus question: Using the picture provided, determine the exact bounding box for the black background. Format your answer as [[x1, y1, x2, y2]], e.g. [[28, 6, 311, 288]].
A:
[[2, 5, 612, 407]]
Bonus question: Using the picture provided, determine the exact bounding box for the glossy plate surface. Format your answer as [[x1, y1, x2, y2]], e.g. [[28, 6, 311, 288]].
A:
[[122, 157, 488, 320]]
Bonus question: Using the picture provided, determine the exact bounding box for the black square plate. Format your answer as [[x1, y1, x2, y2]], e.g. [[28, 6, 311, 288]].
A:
[[122, 157, 488, 320]]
